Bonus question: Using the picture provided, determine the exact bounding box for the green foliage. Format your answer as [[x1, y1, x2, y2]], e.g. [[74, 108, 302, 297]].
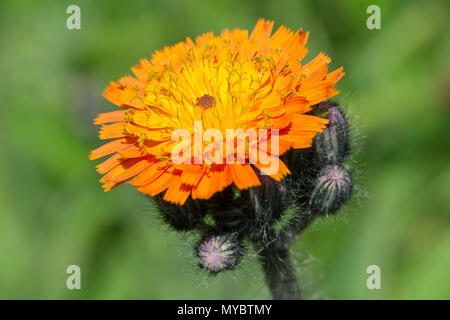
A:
[[0, 0, 449, 299]]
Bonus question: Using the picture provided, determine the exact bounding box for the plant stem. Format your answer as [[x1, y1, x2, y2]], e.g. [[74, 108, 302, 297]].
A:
[[251, 211, 315, 300], [255, 235, 300, 299], [279, 211, 315, 247]]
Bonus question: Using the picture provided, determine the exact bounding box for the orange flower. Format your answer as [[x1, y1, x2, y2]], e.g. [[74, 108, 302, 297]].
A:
[[90, 19, 344, 205]]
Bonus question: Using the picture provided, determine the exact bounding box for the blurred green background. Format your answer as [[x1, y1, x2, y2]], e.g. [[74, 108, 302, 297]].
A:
[[0, 0, 449, 299]]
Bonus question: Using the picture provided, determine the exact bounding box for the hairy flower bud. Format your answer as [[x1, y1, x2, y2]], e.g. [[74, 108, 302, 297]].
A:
[[309, 165, 352, 215], [249, 175, 287, 223], [313, 102, 350, 165], [156, 196, 206, 231], [196, 232, 243, 274], [214, 208, 249, 233], [207, 187, 250, 233]]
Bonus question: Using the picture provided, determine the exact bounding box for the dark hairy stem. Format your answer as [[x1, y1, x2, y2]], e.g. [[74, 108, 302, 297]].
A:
[[279, 211, 316, 248], [251, 212, 315, 300], [253, 234, 300, 299]]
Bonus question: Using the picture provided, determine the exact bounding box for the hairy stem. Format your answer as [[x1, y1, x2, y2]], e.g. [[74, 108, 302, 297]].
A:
[[251, 211, 315, 300], [254, 235, 300, 299], [279, 211, 316, 248]]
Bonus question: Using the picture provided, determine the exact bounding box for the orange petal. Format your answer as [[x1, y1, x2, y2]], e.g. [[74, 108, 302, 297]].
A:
[[229, 164, 260, 190], [103, 82, 123, 107], [255, 157, 290, 181], [99, 158, 143, 184], [180, 165, 205, 186], [118, 75, 146, 88], [284, 97, 311, 114], [250, 19, 274, 40], [131, 58, 152, 80], [138, 170, 179, 196], [192, 165, 233, 200], [193, 170, 219, 199], [129, 162, 169, 187], [99, 123, 125, 140], [89, 138, 130, 160], [118, 145, 148, 158], [96, 153, 123, 174], [291, 114, 328, 132], [107, 158, 154, 184], [163, 179, 191, 205], [94, 110, 126, 125]]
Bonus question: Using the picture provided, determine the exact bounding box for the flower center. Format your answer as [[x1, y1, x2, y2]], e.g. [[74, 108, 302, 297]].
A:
[[195, 94, 215, 110]]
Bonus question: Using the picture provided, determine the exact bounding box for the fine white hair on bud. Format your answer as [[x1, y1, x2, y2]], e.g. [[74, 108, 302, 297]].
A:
[[309, 165, 353, 215], [156, 196, 207, 231], [313, 102, 350, 165], [196, 232, 243, 274]]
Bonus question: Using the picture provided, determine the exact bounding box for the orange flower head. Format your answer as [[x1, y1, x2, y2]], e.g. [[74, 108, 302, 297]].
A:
[[89, 19, 345, 205]]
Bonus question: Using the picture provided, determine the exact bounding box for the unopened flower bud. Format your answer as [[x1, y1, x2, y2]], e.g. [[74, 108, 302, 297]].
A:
[[214, 208, 249, 233], [309, 165, 352, 215], [249, 175, 287, 223], [156, 196, 206, 231], [313, 102, 350, 165], [208, 187, 250, 233], [196, 232, 243, 274]]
